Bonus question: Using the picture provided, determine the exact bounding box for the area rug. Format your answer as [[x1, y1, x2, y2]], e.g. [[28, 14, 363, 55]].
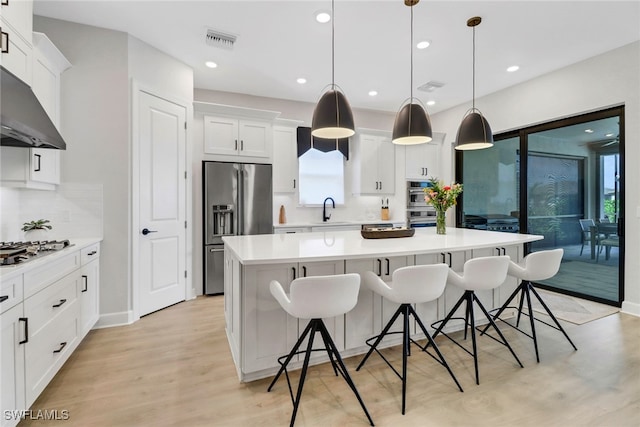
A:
[[530, 289, 620, 325]]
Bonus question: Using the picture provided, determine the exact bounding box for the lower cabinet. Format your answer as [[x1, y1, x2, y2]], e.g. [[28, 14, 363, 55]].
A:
[[241, 260, 344, 376], [0, 242, 101, 423], [1, 304, 26, 427]]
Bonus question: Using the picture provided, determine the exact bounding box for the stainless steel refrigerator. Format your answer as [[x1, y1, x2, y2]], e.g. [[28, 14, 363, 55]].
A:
[[204, 161, 273, 294]]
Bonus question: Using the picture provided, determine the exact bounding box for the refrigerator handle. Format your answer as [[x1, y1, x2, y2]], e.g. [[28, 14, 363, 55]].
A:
[[237, 167, 243, 235]]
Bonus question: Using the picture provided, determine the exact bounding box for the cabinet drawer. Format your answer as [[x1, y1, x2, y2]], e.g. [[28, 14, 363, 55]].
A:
[[24, 270, 79, 338], [80, 244, 100, 265], [25, 303, 79, 407], [23, 250, 80, 298], [0, 274, 23, 314]]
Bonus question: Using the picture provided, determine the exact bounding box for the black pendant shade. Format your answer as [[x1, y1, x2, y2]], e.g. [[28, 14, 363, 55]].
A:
[[311, 89, 355, 139], [455, 110, 494, 150], [392, 102, 433, 145]]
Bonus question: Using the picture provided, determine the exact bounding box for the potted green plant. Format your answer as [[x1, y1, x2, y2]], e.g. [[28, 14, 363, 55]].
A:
[[22, 219, 52, 241]]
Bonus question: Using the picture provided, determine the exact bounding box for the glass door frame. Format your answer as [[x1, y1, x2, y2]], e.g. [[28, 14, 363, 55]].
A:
[[456, 106, 625, 306]]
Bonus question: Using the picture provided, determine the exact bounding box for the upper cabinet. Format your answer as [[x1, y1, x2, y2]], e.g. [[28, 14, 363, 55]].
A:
[[352, 129, 395, 195], [204, 115, 272, 159], [1, 31, 71, 190], [404, 132, 446, 181], [1, 0, 33, 85], [272, 121, 300, 193]]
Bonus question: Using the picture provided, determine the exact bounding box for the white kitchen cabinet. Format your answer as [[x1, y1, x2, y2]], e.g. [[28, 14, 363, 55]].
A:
[[241, 260, 344, 376], [1, 0, 33, 85], [1, 32, 70, 190], [204, 115, 272, 158], [79, 243, 100, 338], [405, 132, 445, 180], [344, 255, 413, 351], [352, 130, 395, 195], [272, 124, 299, 193], [1, 303, 26, 427]]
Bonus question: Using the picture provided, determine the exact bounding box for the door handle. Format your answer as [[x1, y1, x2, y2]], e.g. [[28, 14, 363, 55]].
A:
[[1, 28, 8, 54], [33, 153, 41, 172], [141, 228, 157, 235], [82, 275, 88, 292], [53, 342, 67, 354], [19, 318, 28, 344], [52, 299, 67, 308], [385, 258, 390, 276]]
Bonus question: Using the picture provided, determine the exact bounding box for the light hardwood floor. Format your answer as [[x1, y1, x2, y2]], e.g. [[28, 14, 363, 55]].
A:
[[21, 295, 639, 426]]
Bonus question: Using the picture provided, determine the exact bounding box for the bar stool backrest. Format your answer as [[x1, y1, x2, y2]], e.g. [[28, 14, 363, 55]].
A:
[[391, 264, 450, 303], [514, 248, 564, 281], [448, 256, 510, 291], [270, 273, 360, 319]]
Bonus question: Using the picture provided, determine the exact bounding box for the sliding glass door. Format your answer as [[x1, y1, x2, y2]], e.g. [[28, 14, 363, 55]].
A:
[[457, 107, 624, 306]]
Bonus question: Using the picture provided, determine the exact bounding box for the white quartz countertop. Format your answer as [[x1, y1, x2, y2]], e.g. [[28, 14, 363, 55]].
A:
[[273, 220, 404, 229], [223, 228, 543, 265], [0, 237, 102, 280]]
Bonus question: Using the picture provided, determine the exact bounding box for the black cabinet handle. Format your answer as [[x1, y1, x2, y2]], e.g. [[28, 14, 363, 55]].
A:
[[52, 299, 67, 308], [82, 275, 88, 292], [293, 179, 296, 189], [240, 140, 244, 151], [302, 266, 307, 277], [377, 259, 382, 276], [1, 1, 8, 6], [1, 28, 8, 54], [234, 139, 238, 150], [385, 258, 390, 276], [53, 342, 67, 354], [379, 181, 382, 191], [0, 295, 8, 303], [88, 250, 97, 256], [19, 318, 28, 344], [33, 153, 41, 172], [292, 267, 296, 280], [441, 252, 446, 264], [141, 228, 157, 235]]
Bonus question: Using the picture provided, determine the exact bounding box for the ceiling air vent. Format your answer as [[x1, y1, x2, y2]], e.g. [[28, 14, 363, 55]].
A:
[[417, 81, 445, 93], [206, 29, 237, 50]]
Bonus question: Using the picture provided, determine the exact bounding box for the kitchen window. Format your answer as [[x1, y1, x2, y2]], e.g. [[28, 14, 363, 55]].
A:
[[298, 148, 345, 205]]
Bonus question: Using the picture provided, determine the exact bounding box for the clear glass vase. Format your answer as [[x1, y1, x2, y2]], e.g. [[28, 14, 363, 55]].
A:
[[436, 208, 446, 235]]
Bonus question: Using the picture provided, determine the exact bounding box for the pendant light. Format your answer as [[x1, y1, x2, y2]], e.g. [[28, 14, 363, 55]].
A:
[[392, 0, 432, 145], [311, 0, 355, 139], [455, 16, 493, 150]]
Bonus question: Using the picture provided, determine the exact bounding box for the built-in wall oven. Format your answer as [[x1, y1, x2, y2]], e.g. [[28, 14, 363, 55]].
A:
[[406, 181, 436, 228]]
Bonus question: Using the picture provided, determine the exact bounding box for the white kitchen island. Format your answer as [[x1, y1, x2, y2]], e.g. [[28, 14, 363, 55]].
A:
[[222, 227, 543, 382]]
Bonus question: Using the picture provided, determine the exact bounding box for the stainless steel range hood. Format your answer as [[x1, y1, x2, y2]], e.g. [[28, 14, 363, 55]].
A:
[[1, 66, 67, 150]]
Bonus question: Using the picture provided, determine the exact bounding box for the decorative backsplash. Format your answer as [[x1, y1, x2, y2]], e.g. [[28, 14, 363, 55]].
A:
[[0, 183, 103, 241]]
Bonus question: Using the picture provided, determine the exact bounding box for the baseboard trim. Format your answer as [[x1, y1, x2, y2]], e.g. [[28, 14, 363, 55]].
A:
[[621, 301, 640, 317], [94, 311, 135, 329]]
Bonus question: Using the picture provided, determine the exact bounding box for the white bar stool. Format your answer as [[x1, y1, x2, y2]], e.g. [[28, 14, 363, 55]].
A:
[[355, 265, 463, 415], [426, 256, 523, 385], [482, 249, 577, 362], [267, 273, 374, 427]]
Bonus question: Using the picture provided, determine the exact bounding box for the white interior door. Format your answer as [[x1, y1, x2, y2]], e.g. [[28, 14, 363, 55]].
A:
[[138, 91, 187, 316]]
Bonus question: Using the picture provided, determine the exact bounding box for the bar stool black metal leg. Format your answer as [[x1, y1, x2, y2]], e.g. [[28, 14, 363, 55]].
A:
[[467, 296, 480, 385], [268, 321, 314, 392], [480, 281, 524, 336], [357, 306, 403, 371], [428, 291, 468, 345], [318, 322, 375, 426], [529, 286, 578, 351], [289, 322, 318, 427], [401, 306, 410, 414], [516, 288, 526, 327], [523, 284, 540, 362], [473, 295, 524, 369]]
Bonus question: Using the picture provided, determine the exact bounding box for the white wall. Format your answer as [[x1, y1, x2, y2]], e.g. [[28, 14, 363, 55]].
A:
[[34, 16, 131, 319], [431, 41, 640, 315]]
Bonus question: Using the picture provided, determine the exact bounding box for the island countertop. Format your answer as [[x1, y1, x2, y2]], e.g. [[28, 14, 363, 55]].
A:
[[222, 227, 543, 265]]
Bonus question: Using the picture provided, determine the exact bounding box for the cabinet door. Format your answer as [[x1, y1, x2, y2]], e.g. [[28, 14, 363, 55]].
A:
[[0, 0, 33, 86], [32, 48, 58, 124], [377, 136, 395, 195], [203, 116, 239, 155], [1, 303, 26, 427], [79, 258, 100, 338], [358, 134, 380, 193], [405, 132, 445, 180], [344, 259, 383, 350], [272, 126, 298, 192], [243, 263, 298, 373], [30, 149, 60, 185], [298, 261, 345, 352], [239, 120, 271, 158]]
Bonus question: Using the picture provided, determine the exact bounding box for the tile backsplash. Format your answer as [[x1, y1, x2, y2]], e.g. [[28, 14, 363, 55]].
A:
[[0, 183, 103, 241]]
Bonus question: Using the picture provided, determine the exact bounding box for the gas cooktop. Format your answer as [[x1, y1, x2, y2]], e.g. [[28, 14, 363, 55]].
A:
[[0, 240, 73, 267]]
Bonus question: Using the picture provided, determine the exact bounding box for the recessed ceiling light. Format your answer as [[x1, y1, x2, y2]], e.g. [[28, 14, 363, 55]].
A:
[[296, 78, 307, 84], [205, 61, 218, 69], [426, 100, 436, 106], [585, 129, 594, 133], [316, 11, 331, 23], [506, 65, 519, 72], [416, 40, 431, 49], [605, 133, 615, 137], [368, 90, 378, 97]]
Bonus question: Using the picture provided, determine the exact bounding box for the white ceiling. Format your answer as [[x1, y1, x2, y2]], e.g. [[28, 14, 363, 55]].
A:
[[33, 1, 640, 115]]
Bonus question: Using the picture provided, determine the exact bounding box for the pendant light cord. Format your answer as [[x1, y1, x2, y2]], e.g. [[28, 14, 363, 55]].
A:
[[472, 23, 476, 110], [331, 0, 335, 88], [410, 4, 414, 102]]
